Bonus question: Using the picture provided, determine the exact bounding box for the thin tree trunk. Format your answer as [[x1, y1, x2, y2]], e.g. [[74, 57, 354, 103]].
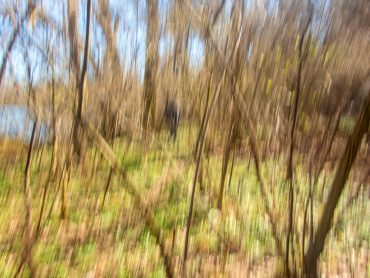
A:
[[72, 0, 91, 161], [182, 1, 284, 257], [142, 0, 159, 131], [36, 163, 52, 236], [227, 142, 237, 193], [35, 68, 57, 235], [36, 132, 45, 171], [304, 89, 370, 277], [285, 12, 312, 275], [96, 0, 122, 141], [60, 165, 69, 219], [194, 74, 212, 160], [101, 167, 114, 210], [217, 107, 235, 210], [14, 121, 38, 277], [183, 69, 226, 274]]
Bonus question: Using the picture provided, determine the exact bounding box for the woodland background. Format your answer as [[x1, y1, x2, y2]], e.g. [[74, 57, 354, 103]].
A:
[[0, 0, 369, 277]]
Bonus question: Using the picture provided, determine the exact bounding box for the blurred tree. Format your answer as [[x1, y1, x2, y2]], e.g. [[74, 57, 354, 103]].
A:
[[304, 80, 370, 277], [142, 0, 159, 131], [96, 0, 122, 141]]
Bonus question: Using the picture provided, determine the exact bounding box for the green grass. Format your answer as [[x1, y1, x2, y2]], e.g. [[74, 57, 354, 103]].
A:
[[0, 127, 367, 276]]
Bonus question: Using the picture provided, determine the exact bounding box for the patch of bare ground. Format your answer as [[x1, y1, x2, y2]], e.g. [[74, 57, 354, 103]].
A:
[[185, 254, 278, 277], [320, 247, 369, 278]]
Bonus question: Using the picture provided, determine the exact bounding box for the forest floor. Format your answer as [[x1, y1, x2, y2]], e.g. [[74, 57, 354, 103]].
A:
[[0, 128, 368, 277]]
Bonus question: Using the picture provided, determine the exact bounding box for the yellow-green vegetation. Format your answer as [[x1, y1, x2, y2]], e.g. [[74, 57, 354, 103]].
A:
[[0, 127, 368, 277], [1, 0, 369, 276]]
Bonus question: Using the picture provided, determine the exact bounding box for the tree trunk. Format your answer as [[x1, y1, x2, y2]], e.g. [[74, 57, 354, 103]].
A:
[[217, 103, 236, 210], [61, 0, 91, 219], [304, 88, 370, 277], [285, 10, 312, 275], [142, 0, 159, 131], [96, 0, 122, 140], [67, 0, 81, 161], [183, 69, 226, 274], [71, 0, 91, 161], [15, 121, 38, 277]]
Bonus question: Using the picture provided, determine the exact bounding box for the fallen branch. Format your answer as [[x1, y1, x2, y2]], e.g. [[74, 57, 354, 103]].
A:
[[82, 118, 175, 277]]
